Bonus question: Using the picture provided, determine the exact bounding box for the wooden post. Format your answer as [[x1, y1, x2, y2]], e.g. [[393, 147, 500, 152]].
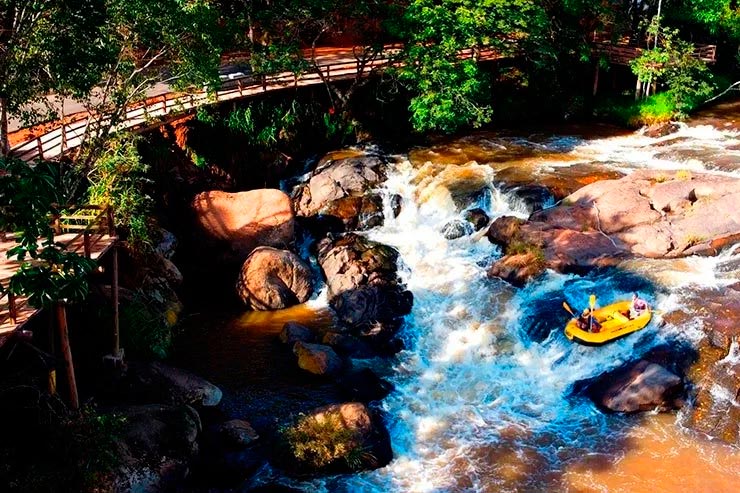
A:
[[106, 207, 115, 236], [8, 291, 17, 324], [36, 137, 43, 159], [61, 125, 67, 153], [52, 214, 62, 235], [48, 315, 57, 396], [592, 64, 600, 96], [83, 231, 91, 258], [55, 302, 79, 411], [112, 244, 120, 358], [262, 75, 267, 91]]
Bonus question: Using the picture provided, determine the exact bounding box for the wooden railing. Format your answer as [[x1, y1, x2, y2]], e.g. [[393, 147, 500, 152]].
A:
[[593, 41, 717, 66], [9, 46, 505, 163], [0, 205, 115, 327]]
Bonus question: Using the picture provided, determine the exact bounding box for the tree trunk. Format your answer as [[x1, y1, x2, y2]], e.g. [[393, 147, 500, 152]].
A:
[[0, 96, 9, 157]]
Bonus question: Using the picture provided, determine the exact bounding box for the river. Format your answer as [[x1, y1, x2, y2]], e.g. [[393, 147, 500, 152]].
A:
[[174, 107, 740, 492]]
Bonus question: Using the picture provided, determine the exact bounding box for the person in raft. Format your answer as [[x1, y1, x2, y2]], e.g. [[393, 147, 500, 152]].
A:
[[629, 292, 650, 319], [577, 308, 601, 332]]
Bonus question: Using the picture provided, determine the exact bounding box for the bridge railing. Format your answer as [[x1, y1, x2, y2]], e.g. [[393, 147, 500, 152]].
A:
[[0, 205, 114, 327], [9, 46, 504, 162]]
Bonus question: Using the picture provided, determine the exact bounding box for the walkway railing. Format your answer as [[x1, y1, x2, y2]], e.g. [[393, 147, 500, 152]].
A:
[[0, 205, 115, 329], [8, 46, 504, 162]]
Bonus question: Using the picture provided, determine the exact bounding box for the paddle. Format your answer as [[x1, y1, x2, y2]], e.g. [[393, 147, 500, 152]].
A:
[[589, 294, 596, 332], [562, 301, 577, 318]]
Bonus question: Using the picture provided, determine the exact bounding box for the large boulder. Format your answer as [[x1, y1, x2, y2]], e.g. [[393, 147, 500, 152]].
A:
[[580, 360, 684, 413], [124, 361, 223, 407], [317, 234, 413, 347], [192, 189, 295, 257], [194, 419, 264, 488], [293, 154, 387, 230], [276, 402, 392, 475], [236, 247, 313, 310], [486, 171, 740, 284], [671, 284, 740, 445], [110, 404, 201, 492]]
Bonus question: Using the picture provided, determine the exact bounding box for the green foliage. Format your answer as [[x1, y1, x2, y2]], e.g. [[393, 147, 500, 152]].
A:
[[630, 24, 715, 118], [393, 0, 548, 133], [0, 157, 95, 308], [0, 400, 124, 493], [119, 292, 173, 359], [594, 93, 677, 127], [0, 0, 108, 153], [208, 98, 355, 150], [88, 134, 152, 249], [506, 240, 546, 267], [281, 412, 365, 470]]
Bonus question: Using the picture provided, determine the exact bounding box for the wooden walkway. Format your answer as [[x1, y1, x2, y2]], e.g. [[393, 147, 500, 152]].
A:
[[8, 46, 504, 162], [0, 206, 116, 347]]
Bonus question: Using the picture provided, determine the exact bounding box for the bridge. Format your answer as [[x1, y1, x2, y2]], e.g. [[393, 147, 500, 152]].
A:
[[7, 46, 504, 162], [0, 205, 117, 346]]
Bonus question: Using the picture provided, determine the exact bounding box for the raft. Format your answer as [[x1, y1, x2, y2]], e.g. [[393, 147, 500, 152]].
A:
[[564, 300, 651, 346]]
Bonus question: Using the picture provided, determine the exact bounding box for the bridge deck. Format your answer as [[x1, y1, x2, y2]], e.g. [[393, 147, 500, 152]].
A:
[[0, 233, 115, 347]]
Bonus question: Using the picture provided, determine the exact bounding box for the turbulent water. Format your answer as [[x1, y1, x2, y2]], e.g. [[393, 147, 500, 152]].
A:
[[175, 116, 740, 492], [305, 121, 740, 492]]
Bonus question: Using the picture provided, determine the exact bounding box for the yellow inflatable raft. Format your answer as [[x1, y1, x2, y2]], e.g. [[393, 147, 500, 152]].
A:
[[564, 300, 651, 346]]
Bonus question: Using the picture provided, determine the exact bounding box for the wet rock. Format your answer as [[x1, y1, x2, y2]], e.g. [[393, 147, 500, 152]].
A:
[[275, 402, 392, 475], [320, 194, 385, 230], [643, 122, 681, 138], [293, 342, 343, 376], [125, 361, 223, 407], [390, 194, 403, 218], [670, 286, 740, 445], [153, 228, 178, 259], [236, 247, 313, 310], [488, 170, 740, 284], [211, 419, 259, 447], [504, 184, 554, 213], [279, 322, 316, 345], [338, 369, 394, 402], [441, 219, 474, 239], [317, 234, 412, 346], [192, 189, 294, 258], [486, 216, 526, 248], [293, 154, 387, 230], [487, 252, 546, 287], [194, 419, 264, 487], [582, 360, 684, 413], [115, 404, 201, 460], [321, 332, 375, 358], [464, 208, 489, 231]]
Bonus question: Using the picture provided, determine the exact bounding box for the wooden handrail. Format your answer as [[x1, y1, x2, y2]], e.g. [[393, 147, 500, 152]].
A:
[[0, 204, 115, 327], [9, 46, 507, 162]]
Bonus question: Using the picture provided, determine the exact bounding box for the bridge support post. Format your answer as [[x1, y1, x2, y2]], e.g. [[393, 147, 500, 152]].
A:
[[55, 301, 79, 411], [593, 64, 600, 96], [112, 244, 120, 360]]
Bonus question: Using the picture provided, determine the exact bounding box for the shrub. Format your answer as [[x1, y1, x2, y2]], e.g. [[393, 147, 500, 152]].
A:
[[281, 413, 366, 471]]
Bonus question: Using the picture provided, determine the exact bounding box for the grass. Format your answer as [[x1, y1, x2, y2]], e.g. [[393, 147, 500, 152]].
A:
[[506, 240, 546, 267], [594, 93, 677, 128], [281, 412, 366, 471]]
